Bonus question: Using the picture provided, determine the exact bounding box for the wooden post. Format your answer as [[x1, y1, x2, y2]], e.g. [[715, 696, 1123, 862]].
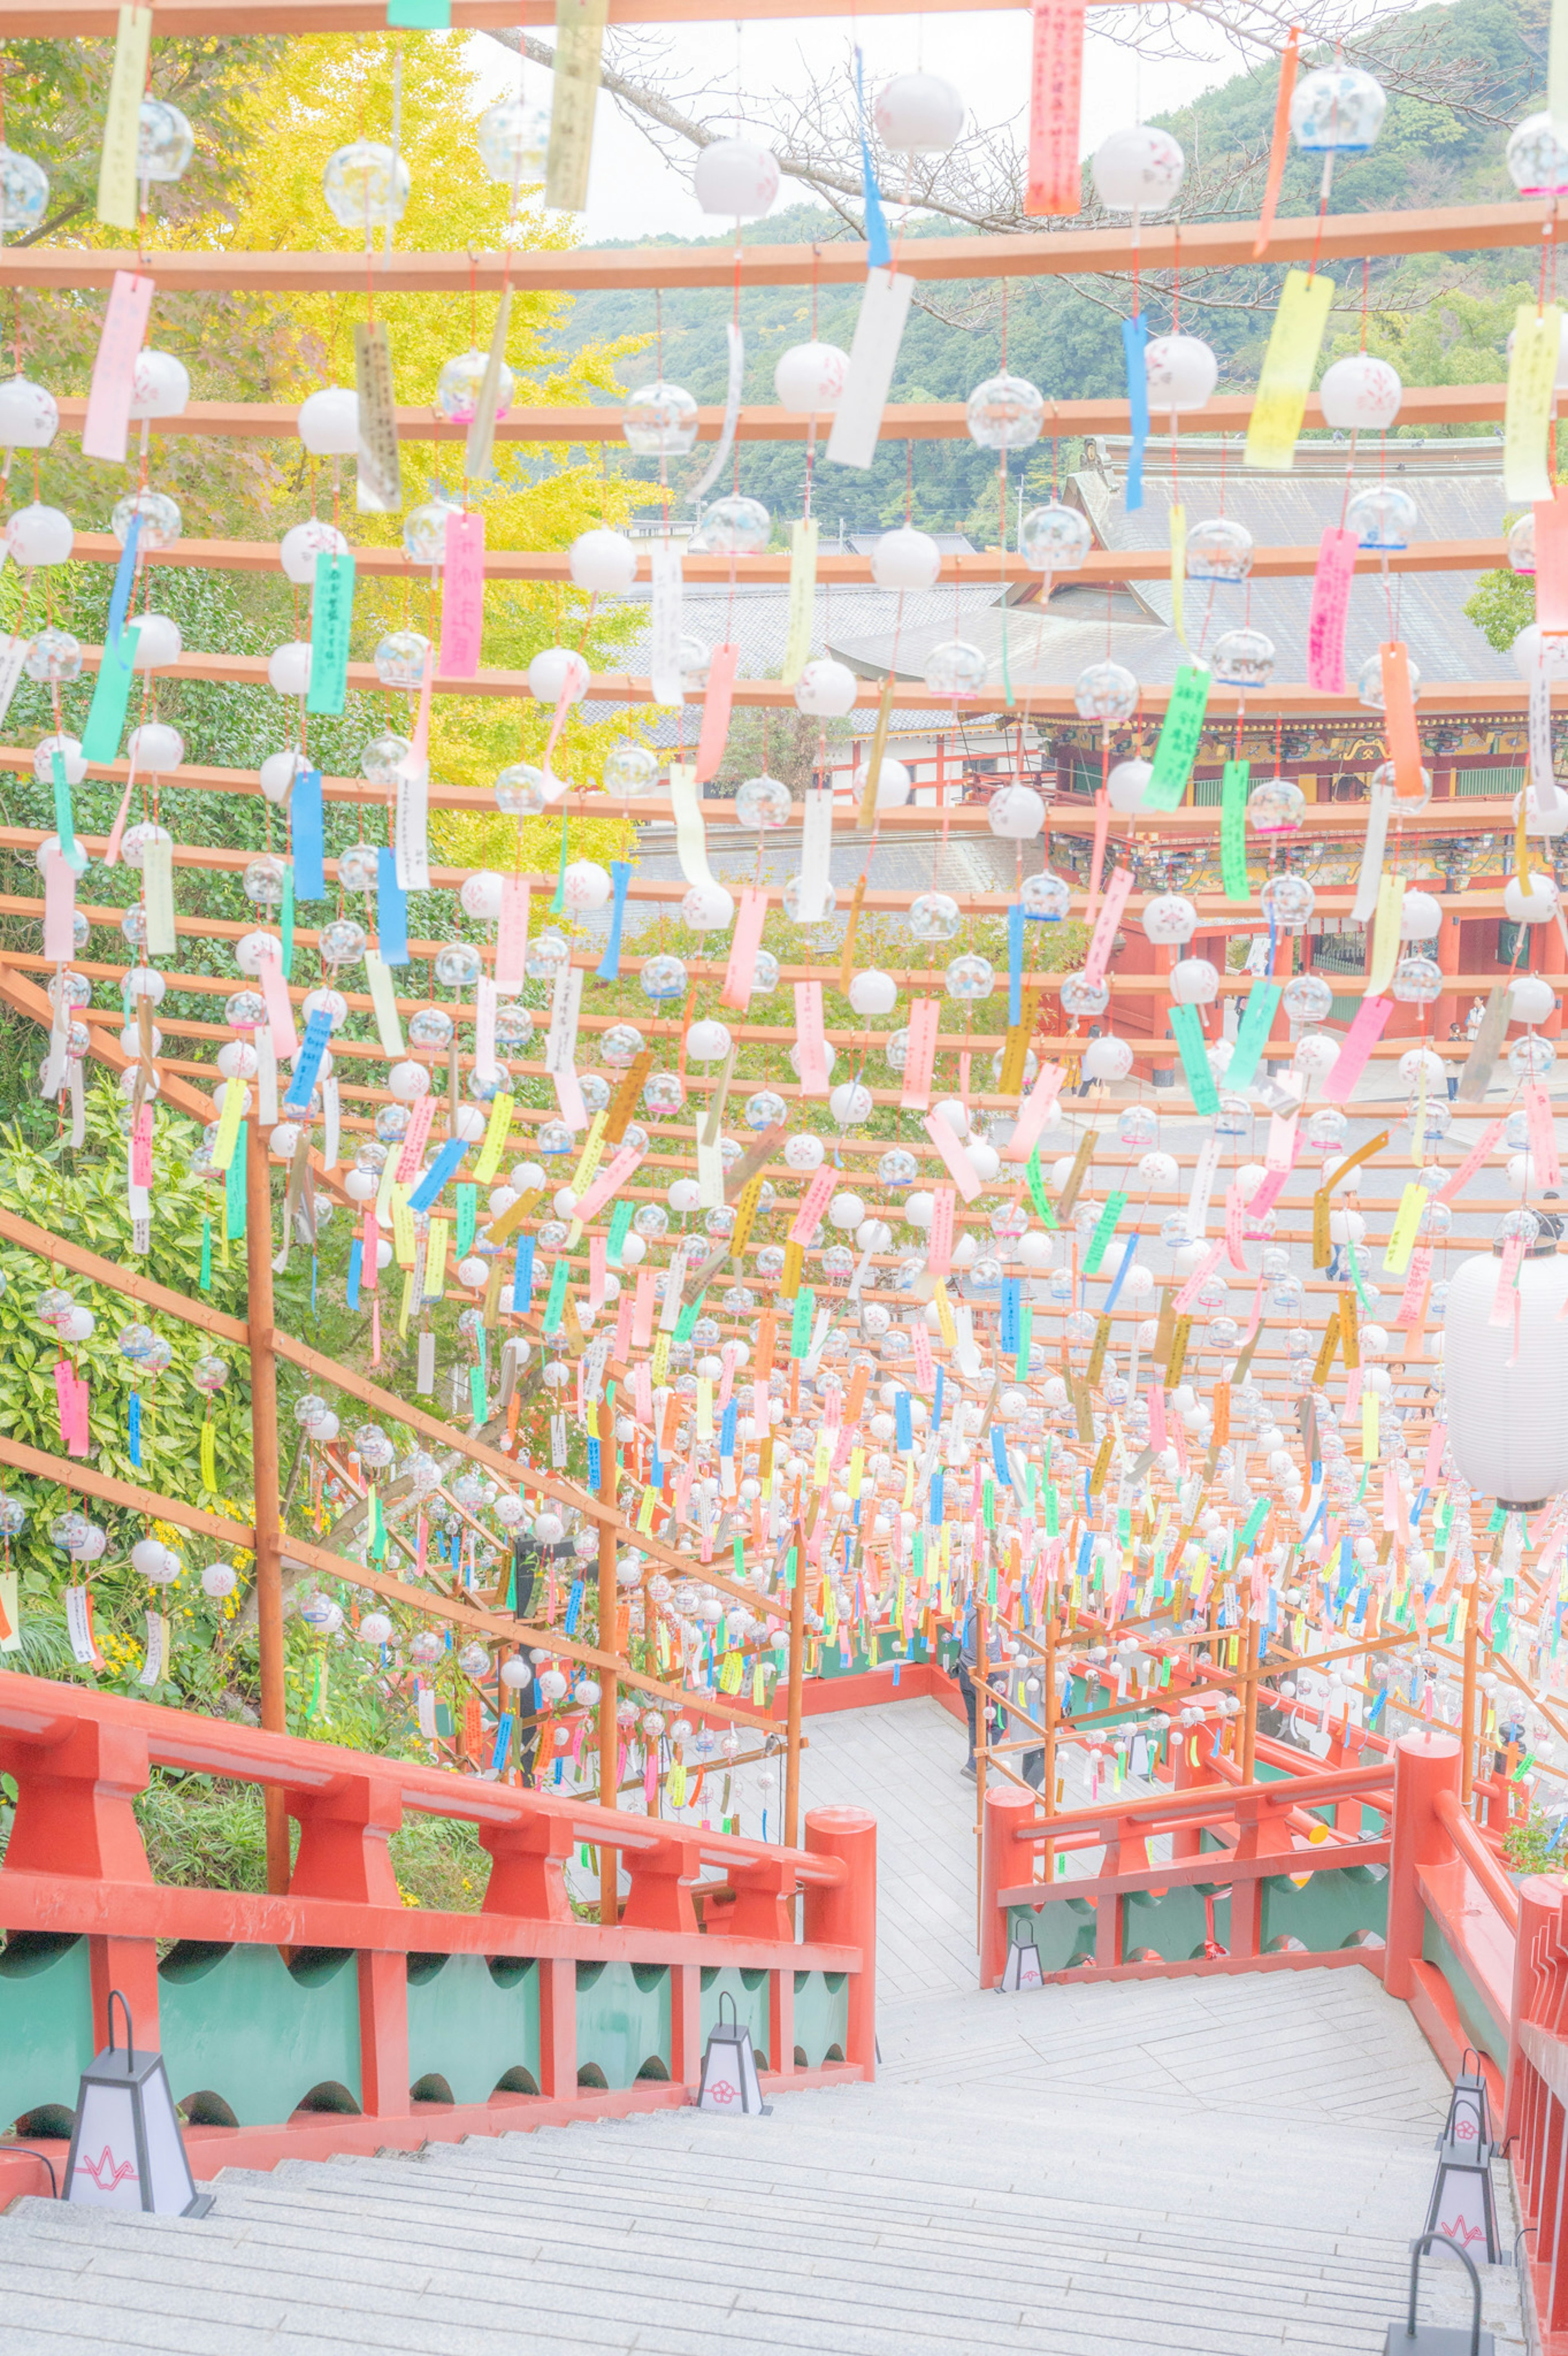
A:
[[597, 1395, 619, 1926], [1461, 1588, 1479, 1804], [1042, 1579, 1058, 1887], [245, 1121, 289, 1896], [1239, 1595, 1258, 1784], [784, 1516, 806, 1847]]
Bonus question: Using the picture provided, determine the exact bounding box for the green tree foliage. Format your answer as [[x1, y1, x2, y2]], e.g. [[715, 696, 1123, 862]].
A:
[[1464, 566, 1535, 650]]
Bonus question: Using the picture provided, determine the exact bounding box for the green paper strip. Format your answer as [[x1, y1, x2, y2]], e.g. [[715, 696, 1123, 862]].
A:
[[387, 0, 449, 20], [1024, 1146, 1058, 1227], [675, 1292, 705, 1343], [1014, 1301, 1033, 1381], [281, 864, 296, 982], [199, 1214, 212, 1293], [1225, 979, 1283, 1089], [1344, 1233, 1375, 1315], [1142, 664, 1211, 811], [51, 749, 75, 863], [549, 823, 569, 915], [1221, 758, 1250, 901], [789, 1283, 815, 1358], [607, 1198, 634, 1267], [455, 1182, 477, 1257], [1169, 1004, 1220, 1113], [1239, 1499, 1269, 1547], [225, 1124, 248, 1241], [305, 550, 356, 717], [469, 1365, 487, 1424], [543, 1259, 570, 1335], [79, 622, 141, 762], [1082, 1189, 1128, 1276]]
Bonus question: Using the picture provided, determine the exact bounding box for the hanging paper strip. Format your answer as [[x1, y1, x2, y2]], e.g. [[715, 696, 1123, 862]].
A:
[[923, 1113, 984, 1203], [781, 518, 820, 686], [1083, 866, 1134, 986], [1506, 304, 1561, 504], [291, 767, 326, 900], [463, 285, 513, 479], [649, 540, 684, 706], [1322, 994, 1392, 1102], [1307, 527, 1358, 693], [900, 998, 941, 1110], [96, 5, 153, 228], [1244, 268, 1336, 473], [354, 320, 403, 514], [1380, 643, 1425, 800], [1366, 873, 1407, 998], [1225, 980, 1282, 1090], [668, 760, 719, 893], [1539, 491, 1568, 638], [1003, 1064, 1066, 1163], [690, 320, 746, 506], [1168, 502, 1186, 646], [1169, 1005, 1220, 1113], [80, 623, 141, 764], [371, 848, 408, 968], [794, 787, 834, 922], [1143, 666, 1210, 810], [826, 269, 916, 470], [81, 270, 156, 463], [546, 0, 609, 210], [595, 861, 633, 980], [1024, 0, 1086, 213], [141, 832, 176, 958], [854, 47, 892, 269], [720, 887, 768, 1009], [0, 636, 29, 737], [694, 643, 739, 783], [394, 737, 432, 893], [793, 980, 832, 1097], [306, 551, 356, 713], [43, 852, 76, 966], [1220, 758, 1250, 900], [1251, 27, 1300, 258], [1121, 315, 1149, 512]]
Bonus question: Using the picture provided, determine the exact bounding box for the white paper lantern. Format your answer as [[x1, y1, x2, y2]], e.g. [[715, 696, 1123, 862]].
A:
[[259, 749, 309, 805], [693, 138, 780, 217], [1084, 1035, 1133, 1081], [0, 376, 58, 449], [1513, 625, 1568, 681], [277, 519, 349, 588], [1141, 893, 1197, 945], [1399, 889, 1442, 941], [987, 784, 1046, 838], [563, 859, 612, 911], [795, 657, 857, 717], [1092, 125, 1185, 214], [268, 641, 312, 696], [875, 71, 964, 153], [1399, 1047, 1446, 1087], [297, 386, 359, 456], [681, 880, 735, 931], [570, 528, 638, 595], [829, 1080, 873, 1125], [848, 969, 898, 1016], [129, 612, 183, 670], [784, 1133, 825, 1171], [829, 1190, 865, 1231], [871, 525, 942, 591], [528, 646, 590, 704], [129, 350, 190, 420], [1144, 333, 1217, 415], [852, 757, 912, 809], [774, 342, 849, 412], [1107, 757, 1152, 814], [686, 1018, 732, 1062], [1446, 1236, 1568, 1506], [460, 871, 505, 920], [1511, 974, 1557, 1024], [7, 502, 72, 566], [1505, 873, 1558, 924], [1318, 353, 1403, 431], [127, 722, 183, 774], [1170, 956, 1218, 1004]]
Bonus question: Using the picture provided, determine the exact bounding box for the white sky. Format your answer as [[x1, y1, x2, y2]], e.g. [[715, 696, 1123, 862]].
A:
[[466, 14, 1232, 246]]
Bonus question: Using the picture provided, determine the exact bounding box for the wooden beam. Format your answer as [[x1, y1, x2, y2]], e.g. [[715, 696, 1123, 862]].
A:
[[0, 1430, 257, 1550], [47, 383, 1513, 445], [0, 0, 1171, 30], [0, 1206, 249, 1343], [0, 200, 1546, 294]]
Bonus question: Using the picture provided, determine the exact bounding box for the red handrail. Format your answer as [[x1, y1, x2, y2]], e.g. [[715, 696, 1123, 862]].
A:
[[1434, 1786, 1521, 1933]]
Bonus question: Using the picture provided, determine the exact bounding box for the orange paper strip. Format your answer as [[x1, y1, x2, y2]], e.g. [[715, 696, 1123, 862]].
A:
[[1252, 26, 1300, 261]]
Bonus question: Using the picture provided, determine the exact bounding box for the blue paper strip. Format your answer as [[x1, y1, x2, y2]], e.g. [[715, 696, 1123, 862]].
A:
[[894, 1390, 913, 1451], [1007, 902, 1025, 1027], [930, 1468, 944, 1525], [596, 860, 632, 981], [1102, 1229, 1140, 1313], [347, 1236, 363, 1311], [283, 1006, 334, 1113], [855, 48, 892, 270], [291, 768, 325, 900], [489, 1712, 515, 1774], [719, 1398, 738, 1457], [376, 847, 409, 965], [1121, 314, 1150, 512], [107, 514, 142, 648], [991, 1425, 1010, 1485], [408, 1137, 468, 1213], [999, 1276, 1020, 1354], [512, 1234, 535, 1310], [128, 1392, 142, 1468], [932, 1367, 944, 1432]]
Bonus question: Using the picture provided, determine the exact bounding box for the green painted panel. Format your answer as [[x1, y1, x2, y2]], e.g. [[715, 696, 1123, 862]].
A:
[[699, 1965, 769, 2069], [158, 1943, 361, 2125], [791, 1969, 848, 2066], [0, 1933, 95, 2128], [406, 1955, 539, 2104], [1122, 1881, 1231, 1963], [575, 1960, 670, 2089], [1261, 1863, 1388, 1955], [1422, 1915, 1510, 2074], [1004, 1895, 1098, 1973]]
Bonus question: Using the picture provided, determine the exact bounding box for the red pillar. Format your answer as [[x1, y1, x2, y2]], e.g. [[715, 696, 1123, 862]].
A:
[[1506, 1876, 1566, 2146], [804, 1806, 878, 2069], [1385, 1728, 1461, 1999], [978, 1784, 1033, 1989], [1540, 902, 1567, 1041], [1436, 893, 1464, 1045]]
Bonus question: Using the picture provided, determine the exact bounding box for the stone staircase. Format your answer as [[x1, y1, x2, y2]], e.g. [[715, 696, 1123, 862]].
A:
[[0, 1702, 1535, 2355]]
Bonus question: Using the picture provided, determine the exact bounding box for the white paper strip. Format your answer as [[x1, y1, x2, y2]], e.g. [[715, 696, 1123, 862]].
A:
[[690, 320, 745, 505], [793, 786, 835, 922], [668, 760, 719, 891], [0, 634, 29, 732], [394, 755, 431, 891], [695, 1126, 726, 1209], [323, 1075, 341, 1170], [365, 952, 405, 1056], [826, 269, 916, 470], [1351, 776, 1394, 923], [1531, 640, 1561, 813], [650, 540, 685, 707], [475, 975, 499, 1075], [141, 833, 176, 957], [1185, 1134, 1223, 1240], [545, 958, 587, 1129], [257, 1024, 279, 1125]]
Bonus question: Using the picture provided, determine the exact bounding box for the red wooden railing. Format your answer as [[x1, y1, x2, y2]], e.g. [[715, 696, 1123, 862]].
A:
[[0, 1672, 876, 2204]]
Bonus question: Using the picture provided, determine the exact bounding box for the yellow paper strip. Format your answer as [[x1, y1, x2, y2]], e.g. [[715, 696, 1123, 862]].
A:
[[1244, 268, 1336, 474], [96, 4, 153, 229], [392, 1192, 417, 1268], [210, 1079, 245, 1175], [1383, 1183, 1428, 1276], [1366, 873, 1406, 997], [423, 1221, 450, 1301], [1505, 303, 1561, 505], [545, 0, 608, 212], [472, 1091, 515, 1186], [1361, 1390, 1379, 1465], [781, 516, 820, 685]]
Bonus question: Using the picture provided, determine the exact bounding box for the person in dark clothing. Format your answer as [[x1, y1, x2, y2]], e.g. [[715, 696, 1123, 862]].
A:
[[957, 1603, 1043, 1788]]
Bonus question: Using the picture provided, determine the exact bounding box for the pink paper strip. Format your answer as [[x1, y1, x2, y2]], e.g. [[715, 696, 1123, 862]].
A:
[[793, 980, 831, 1097], [552, 1067, 588, 1131], [1147, 1386, 1167, 1447], [588, 1233, 607, 1312], [81, 270, 156, 465], [255, 949, 299, 1060], [1174, 1237, 1226, 1314], [720, 888, 768, 1009], [927, 1183, 956, 1275], [495, 874, 530, 991], [1306, 526, 1358, 694], [1223, 1182, 1248, 1270], [1087, 788, 1111, 913], [1526, 1080, 1562, 1190], [53, 1358, 73, 1448], [1002, 1060, 1067, 1163], [437, 511, 486, 678], [43, 852, 76, 963], [1083, 864, 1134, 987], [130, 1105, 154, 1188], [614, 1290, 634, 1365], [1437, 1118, 1506, 1204], [911, 1323, 935, 1389], [70, 1372, 90, 1458], [1490, 1234, 1525, 1325], [539, 674, 575, 800], [900, 998, 941, 1111], [362, 1210, 379, 1293], [394, 1093, 437, 1182], [1322, 994, 1392, 1103], [922, 1112, 984, 1202], [575, 1143, 644, 1225], [1024, 0, 1086, 215], [1396, 1243, 1432, 1327], [1240, 1269, 1266, 1345], [1244, 1165, 1292, 1225], [1423, 1421, 1447, 1488], [694, 642, 739, 784], [1537, 491, 1568, 632], [632, 1267, 656, 1348], [788, 1164, 836, 1244], [103, 763, 140, 868], [1264, 1110, 1298, 1171]]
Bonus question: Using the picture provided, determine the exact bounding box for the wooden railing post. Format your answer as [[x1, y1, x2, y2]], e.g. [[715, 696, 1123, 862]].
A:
[[1385, 1728, 1461, 2000], [245, 1118, 290, 1897], [1506, 1876, 1564, 2147], [804, 1807, 877, 2071], [979, 1782, 1033, 1990]]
